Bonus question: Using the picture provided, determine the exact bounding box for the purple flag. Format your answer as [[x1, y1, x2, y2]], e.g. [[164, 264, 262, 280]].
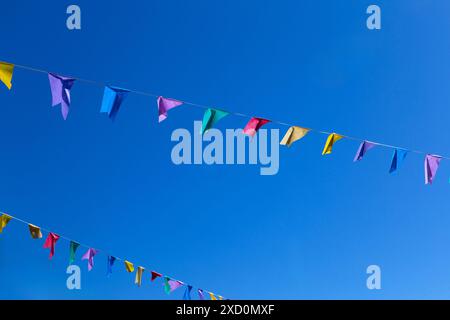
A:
[[354, 141, 376, 162], [164, 276, 184, 294], [81, 248, 98, 271], [48, 73, 76, 120], [169, 279, 184, 292], [198, 289, 205, 300], [157, 96, 183, 122], [425, 154, 442, 185]]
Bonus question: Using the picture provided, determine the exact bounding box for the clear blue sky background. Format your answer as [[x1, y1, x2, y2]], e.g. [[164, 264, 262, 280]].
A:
[[1, 0, 450, 299]]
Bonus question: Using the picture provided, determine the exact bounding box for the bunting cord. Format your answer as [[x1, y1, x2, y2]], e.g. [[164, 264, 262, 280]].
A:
[[0, 211, 222, 298], [9, 61, 449, 161]]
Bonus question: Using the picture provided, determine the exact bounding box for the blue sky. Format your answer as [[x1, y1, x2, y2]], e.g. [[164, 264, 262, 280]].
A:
[[1, 0, 450, 299]]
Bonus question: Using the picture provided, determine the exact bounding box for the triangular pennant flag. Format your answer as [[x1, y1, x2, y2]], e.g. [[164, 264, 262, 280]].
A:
[[218, 295, 224, 300], [43, 232, 60, 259], [28, 224, 42, 239], [201, 108, 229, 134], [169, 280, 184, 293], [425, 154, 442, 185], [100, 86, 130, 121], [81, 248, 98, 271], [322, 133, 343, 155], [69, 241, 80, 264], [280, 126, 310, 147], [209, 292, 217, 300], [389, 149, 408, 174], [198, 289, 205, 300], [0, 214, 12, 233], [124, 260, 134, 273], [354, 141, 376, 162], [243, 117, 271, 137], [157, 96, 183, 122], [183, 285, 193, 300], [0, 62, 14, 90], [135, 266, 144, 287], [163, 277, 183, 294], [48, 73, 76, 120], [107, 256, 116, 276], [151, 271, 162, 281]]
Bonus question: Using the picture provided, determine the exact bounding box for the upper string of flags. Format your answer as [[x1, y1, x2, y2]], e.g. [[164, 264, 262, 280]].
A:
[[0, 60, 447, 185]]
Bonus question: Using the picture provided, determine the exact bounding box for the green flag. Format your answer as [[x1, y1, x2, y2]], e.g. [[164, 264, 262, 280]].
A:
[[69, 241, 80, 264], [201, 108, 229, 134]]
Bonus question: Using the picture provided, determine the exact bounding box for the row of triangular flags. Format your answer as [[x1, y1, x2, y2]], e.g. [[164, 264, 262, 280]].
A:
[[0, 212, 224, 300], [0, 60, 445, 184]]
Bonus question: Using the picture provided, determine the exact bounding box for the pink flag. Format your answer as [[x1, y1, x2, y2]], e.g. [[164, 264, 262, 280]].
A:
[[81, 248, 98, 271], [425, 154, 442, 185], [157, 96, 183, 122], [243, 117, 270, 137], [43, 233, 60, 259]]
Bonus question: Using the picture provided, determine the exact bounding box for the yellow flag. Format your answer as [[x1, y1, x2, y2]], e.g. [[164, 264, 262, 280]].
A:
[[28, 224, 43, 239], [0, 62, 14, 90], [218, 295, 224, 300], [124, 260, 134, 272], [209, 292, 217, 300], [0, 214, 12, 233], [280, 126, 310, 147], [322, 133, 343, 155], [135, 266, 144, 286]]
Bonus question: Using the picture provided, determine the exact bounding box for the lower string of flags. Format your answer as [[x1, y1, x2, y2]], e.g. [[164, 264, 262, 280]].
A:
[[0, 60, 448, 185], [0, 212, 226, 300]]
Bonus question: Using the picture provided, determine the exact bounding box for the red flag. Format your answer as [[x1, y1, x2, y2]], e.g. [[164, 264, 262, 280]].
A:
[[151, 271, 162, 281], [43, 232, 60, 259]]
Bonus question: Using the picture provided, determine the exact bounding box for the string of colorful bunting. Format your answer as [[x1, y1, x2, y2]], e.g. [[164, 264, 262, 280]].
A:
[[0, 59, 447, 185], [0, 212, 225, 300]]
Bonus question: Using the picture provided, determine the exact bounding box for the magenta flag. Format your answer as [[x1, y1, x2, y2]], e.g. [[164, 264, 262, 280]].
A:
[[81, 248, 98, 271], [43, 232, 60, 259], [354, 141, 376, 162], [243, 117, 270, 137], [48, 73, 76, 120], [157, 96, 183, 122], [425, 154, 442, 185]]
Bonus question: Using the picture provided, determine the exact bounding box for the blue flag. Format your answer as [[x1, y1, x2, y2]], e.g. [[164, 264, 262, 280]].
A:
[[389, 149, 408, 173], [183, 285, 193, 300], [107, 255, 116, 276], [100, 86, 129, 121]]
